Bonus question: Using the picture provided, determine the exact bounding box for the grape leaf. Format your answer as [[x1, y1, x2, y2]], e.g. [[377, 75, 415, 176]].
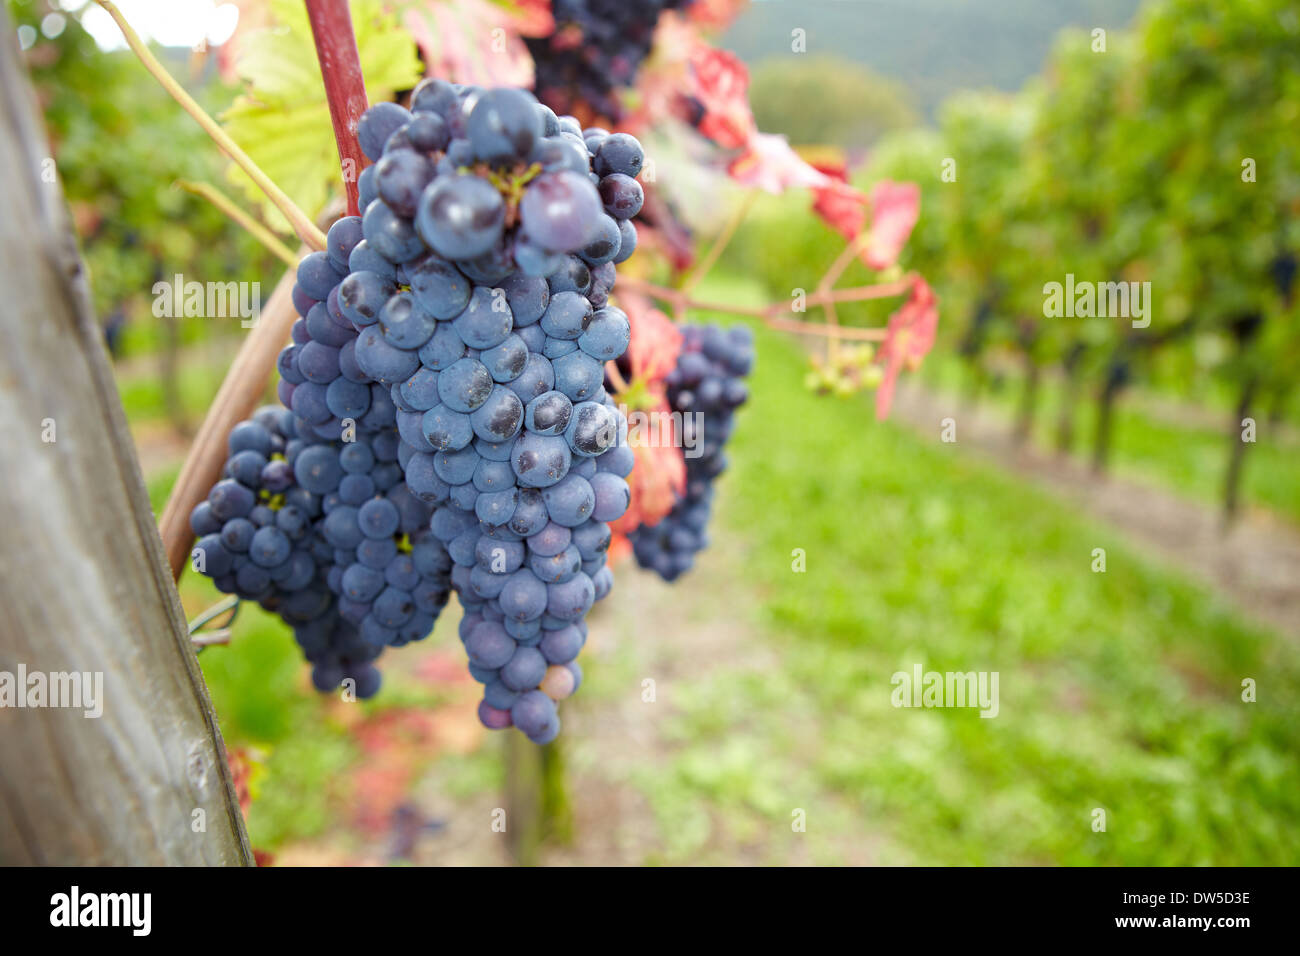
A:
[[220, 0, 422, 232]]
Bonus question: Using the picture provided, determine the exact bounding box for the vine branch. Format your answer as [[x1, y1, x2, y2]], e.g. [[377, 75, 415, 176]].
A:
[[175, 180, 300, 268], [615, 275, 912, 342]]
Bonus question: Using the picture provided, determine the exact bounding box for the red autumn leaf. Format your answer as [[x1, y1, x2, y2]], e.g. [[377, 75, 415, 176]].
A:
[[509, 0, 556, 37], [688, 44, 755, 150], [608, 294, 687, 545], [728, 132, 832, 194], [686, 0, 751, 29], [861, 180, 921, 271], [404, 0, 535, 88], [811, 161, 869, 240], [623, 292, 682, 382], [874, 277, 939, 420]]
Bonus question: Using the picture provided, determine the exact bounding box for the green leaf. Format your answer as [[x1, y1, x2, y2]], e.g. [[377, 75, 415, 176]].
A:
[[220, 0, 422, 232]]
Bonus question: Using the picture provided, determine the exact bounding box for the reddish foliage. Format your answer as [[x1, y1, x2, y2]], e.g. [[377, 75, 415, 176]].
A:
[[861, 181, 921, 271], [225, 747, 254, 816], [874, 277, 939, 420], [510, 0, 557, 37], [727, 132, 830, 194], [404, 0, 535, 87], [623, 293, 683, 384], [688, 45, 755, 150], [811, 161, 868, 240], [612, 439, 687, 546], [348, 709, 443, 836], [607, 295, 687, 552], [811, 169, 919, 274], [686, 0, 751, 29]]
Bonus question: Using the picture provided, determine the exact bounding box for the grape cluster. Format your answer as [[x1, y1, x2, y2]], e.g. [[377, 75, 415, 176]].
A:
[[332, 83, 644, 741], [188, 406, 387, 696], [631, 325, 753, 581], [190, 212, 458, 696], [526, 0, 696, 122]]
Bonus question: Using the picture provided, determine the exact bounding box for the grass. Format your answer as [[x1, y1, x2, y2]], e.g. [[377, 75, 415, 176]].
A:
[[115, 351, 235, 427], [919, 349, 1300, 525], [609, 273, 1300, 865]]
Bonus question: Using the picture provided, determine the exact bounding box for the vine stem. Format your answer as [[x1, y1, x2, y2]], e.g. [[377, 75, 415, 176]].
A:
[[817, 230, 871, 290], [615, 275, 909, 342], [175, 180, 299, 268], [680, 190, 756, 295], [94, 1, 327, 250], [814, 229, 875, 365], [304, 0, 369, 217]]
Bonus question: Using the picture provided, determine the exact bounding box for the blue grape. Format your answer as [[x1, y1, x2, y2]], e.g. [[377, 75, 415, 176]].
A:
[[362, 198, 425, 263], [358, 102, 413, 162], [408, 253, 472, 319], [598, 173, 643, 220], [379, 292, 437, 350], [452, 286, 513, 349], [519, 171, 603, 253], [467, 88, 544, 164], [416, 174, 505, 260], [630, 323, 753, 581]]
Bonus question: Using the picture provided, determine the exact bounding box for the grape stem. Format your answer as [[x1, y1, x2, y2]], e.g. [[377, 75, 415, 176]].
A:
[[93, 1, 327, 250], [304, 0, 370, 218], [174, 180, 300, 268]]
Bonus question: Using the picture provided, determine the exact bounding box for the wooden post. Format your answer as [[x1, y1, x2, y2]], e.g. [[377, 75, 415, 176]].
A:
[[0, 16, 253, 865], [1222, 374, 1258, 525], [540, 738, 574, 844], [504, 728, 572, 864], [504, 733, 544, 866]]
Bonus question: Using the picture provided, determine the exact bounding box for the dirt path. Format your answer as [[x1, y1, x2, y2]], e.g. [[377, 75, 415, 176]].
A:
[[890, 379, 1300, 638]]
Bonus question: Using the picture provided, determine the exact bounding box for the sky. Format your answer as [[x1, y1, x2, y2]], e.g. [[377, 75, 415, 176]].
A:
[[29, 0, 241, 51]]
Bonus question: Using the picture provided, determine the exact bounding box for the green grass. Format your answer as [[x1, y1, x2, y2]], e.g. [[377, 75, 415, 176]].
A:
[[115, 355, 233, 427], [920, 349, 1300, 525], [618, 274, 1300, 865]]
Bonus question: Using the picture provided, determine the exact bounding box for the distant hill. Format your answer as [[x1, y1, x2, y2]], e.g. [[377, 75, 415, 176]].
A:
[[722, 0, 1143, 118]]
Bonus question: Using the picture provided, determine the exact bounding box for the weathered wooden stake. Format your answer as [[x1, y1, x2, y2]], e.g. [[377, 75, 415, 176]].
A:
[[0, 15, 252, 865]]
